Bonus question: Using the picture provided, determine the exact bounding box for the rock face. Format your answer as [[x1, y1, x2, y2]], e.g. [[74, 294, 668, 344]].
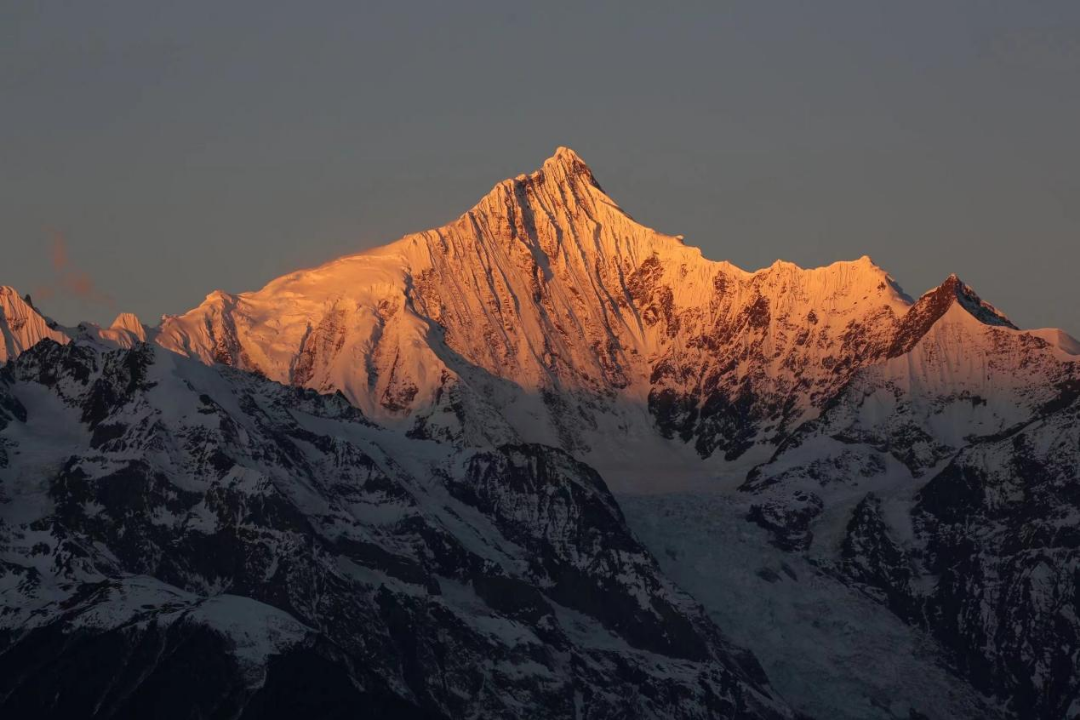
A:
[[0, 287, 68, 363], [131, 150, 1080, 717], [821, 393, 1080, 719], [741, 276, 1080, 717], [157, 148, 914, 474], [3, 147, 1080, 717], [0, 340, 794, 719], [910, 395, 1080, 719]]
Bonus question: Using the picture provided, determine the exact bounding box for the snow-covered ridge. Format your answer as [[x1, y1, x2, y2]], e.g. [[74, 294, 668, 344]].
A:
[[151, 147, 1075, 478], [739, 282, 1080, 716], [3, 148, 1079, 718], [4, 148, 1076, 482], [0, 286, 68, 363], [66, 311, 151, 350], [0, 338, 796, 719]]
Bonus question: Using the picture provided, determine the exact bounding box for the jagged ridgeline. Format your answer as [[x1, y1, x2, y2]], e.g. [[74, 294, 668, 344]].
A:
[[2, 148, 1079, 718]]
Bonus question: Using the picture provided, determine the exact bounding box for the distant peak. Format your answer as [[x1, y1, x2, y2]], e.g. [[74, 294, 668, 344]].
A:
[[914, 273, 961, 300], [931, 273, 964, 297], [930, 274, 1015, 328], [546, 146, 586, 168], [468, 146, 610, 223], [110, 312, 144, 332], [888, 273, 1016, 357], [0, 286, 33, 312], [205, 289, 237, 305], [0, 285, 69, 362], [539, 145, 600, 189], [107, 311, 148, 343]]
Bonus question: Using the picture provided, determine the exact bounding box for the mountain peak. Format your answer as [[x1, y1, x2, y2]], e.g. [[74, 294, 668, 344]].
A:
[[938, 274, 1015, 328], [887, 273, 1016, 357], [545, 145, 587, 169], [538, 145, 601, 190], [496, 146, 602, 195], [466, 146, 615, 230], [0, 286, 69, 363], [110, 312, 147, 341]]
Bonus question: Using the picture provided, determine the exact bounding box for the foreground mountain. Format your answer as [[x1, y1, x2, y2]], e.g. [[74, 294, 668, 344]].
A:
[[742, 275, 1080, 717], [620, 493, 1009, 720], [0, 339, 795, 719]]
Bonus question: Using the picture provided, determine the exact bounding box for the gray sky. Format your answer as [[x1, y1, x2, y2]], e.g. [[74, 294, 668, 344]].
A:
[[3, 2, 1078, 333]]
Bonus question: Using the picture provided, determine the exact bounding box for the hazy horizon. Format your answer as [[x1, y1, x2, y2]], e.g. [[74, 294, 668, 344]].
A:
[[4, 2, 1079, 333]]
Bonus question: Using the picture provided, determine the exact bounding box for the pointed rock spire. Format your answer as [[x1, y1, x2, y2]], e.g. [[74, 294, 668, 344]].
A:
[[540, 145, 602, 191], [457, 145, 636, 266], [473, 146, 604, 215], [887, 274, 1016, 358], [0, 286, 69, 362], [549, 145, 586, 166], [945, 275, 1015, 328]]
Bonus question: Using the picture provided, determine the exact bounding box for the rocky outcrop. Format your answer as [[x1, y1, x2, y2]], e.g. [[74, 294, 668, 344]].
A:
[[157, 149, 916, 474], [0, 286, 68, 363], [739, 276, 1080, 718], [0, 339, 795, 719], [7, 147, 1080, 718], [904, 391, 1080, 719]]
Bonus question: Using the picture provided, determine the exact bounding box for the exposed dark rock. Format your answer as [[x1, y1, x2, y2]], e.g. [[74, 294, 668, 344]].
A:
[[0, 341, 794, 719]]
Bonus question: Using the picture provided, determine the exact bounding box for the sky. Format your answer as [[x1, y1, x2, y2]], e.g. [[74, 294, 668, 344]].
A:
[[3, 2, 1079, 333]]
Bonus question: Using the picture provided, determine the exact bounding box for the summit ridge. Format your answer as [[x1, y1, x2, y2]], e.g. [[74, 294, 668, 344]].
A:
[[152, 148, 1070, 481], [3, 147, 1080, 719]]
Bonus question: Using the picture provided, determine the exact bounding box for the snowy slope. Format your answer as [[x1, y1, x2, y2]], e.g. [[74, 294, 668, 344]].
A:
[[621, 493, 1008, 720], [155, 148, 1079, 492], [737, 274, 1080, 717], [0, 338, 795, 719], [0, 287, 68, 363], [157, 148, 920, 479], [746, 275, 1078, 510], [144, 148, 1079, 716], [0, 285, 151, 361], [94, 311, 149, 348], [4, 147, 1079, 718]]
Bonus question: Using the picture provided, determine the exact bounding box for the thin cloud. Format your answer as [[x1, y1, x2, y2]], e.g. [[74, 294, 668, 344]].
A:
[[50, 232, 69, 271], [39, 229, 115, 308]]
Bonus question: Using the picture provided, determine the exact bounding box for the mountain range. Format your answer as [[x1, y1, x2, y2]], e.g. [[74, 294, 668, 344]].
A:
[[2, 148, 1078, 719]]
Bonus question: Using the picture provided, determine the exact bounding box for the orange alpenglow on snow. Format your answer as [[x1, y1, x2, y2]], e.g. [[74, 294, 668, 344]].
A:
[[153, 148, 1079, 484]]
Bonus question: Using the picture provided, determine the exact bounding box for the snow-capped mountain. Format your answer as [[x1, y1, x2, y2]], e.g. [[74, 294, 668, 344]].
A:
[[741, 274, 1080, 717], [1, 286, 149, 358], [146, 148, 1078, 718], [3, 147, 1079, 718], [156, 148, 917, 479], [0, 287, 68, 363], [0, 339, 794, 719], [93, 312, 148, 348]]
